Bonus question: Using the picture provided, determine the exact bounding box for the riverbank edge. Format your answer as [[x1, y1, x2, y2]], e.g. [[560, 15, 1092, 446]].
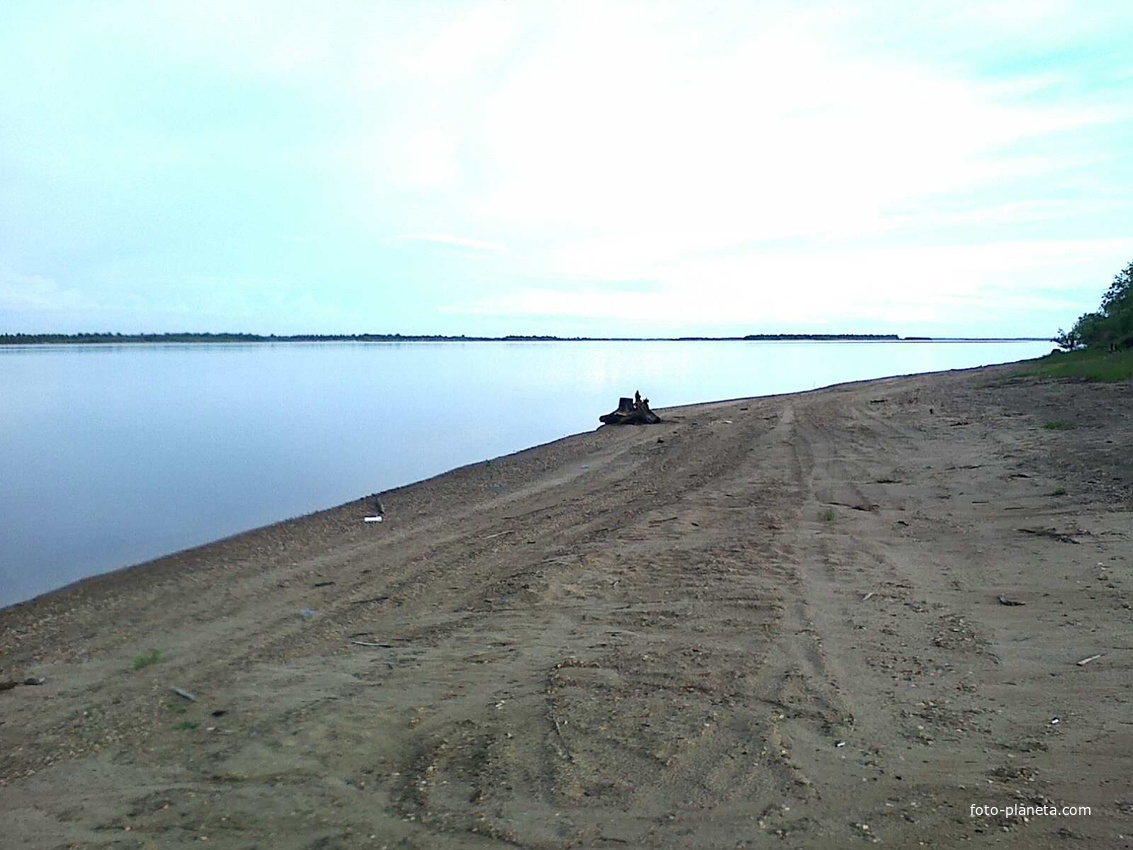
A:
[[2, 360, 1038, 615]]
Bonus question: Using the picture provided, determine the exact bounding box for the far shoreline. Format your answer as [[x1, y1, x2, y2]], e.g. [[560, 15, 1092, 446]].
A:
[[0, 331, 1054, 345]]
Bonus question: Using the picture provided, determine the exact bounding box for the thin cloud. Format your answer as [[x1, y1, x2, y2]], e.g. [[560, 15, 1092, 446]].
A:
[[459, 238, 1132, 335], [0, 271, 94, 312], [392, 234, 508, 254]]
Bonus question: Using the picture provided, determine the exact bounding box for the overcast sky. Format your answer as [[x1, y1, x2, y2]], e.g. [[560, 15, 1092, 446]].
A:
[[1, 1, 1130, 337]]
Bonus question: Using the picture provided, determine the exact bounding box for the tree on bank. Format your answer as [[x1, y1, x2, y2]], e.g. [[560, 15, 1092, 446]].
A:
[[1057, 260, 1133, 350]]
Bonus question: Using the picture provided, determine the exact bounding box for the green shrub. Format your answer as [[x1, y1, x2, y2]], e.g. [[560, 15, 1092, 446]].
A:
[[1058, 260, 1132, 351]]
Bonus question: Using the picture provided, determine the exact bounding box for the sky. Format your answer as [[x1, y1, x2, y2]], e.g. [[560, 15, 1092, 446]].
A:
[[1, 1, 1131, 338]]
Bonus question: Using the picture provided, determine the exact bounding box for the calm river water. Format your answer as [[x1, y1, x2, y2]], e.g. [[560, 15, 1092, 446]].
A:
[[0, 339, 1051, 606]]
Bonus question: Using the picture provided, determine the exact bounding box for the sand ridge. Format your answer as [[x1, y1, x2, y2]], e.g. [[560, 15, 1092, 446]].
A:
[[1, 365, 1131, 848]]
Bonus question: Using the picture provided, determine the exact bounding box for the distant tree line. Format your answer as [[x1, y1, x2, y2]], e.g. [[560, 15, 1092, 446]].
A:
[[0, 332, 271, 344], [1, 331, 909, 345], [0, 332, 512, 344], [739, 333, 900, 341], [1057, 260, 1133, 350]]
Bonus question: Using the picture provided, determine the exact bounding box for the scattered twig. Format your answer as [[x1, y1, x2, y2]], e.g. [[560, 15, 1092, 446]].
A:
[[862, 592, 876, 602], [485, 530, 517, 540], [350, 595, 389, 605], [311, 580, 335, 588], [1018, 528, 1079, 544], [997, 595, 1025, 606], [827, 501, 879, 511], [350, 639, 395, 648], [1076, 653, 1104, 666], [171, 687, 197, 702], [649, 516, 680, 524]]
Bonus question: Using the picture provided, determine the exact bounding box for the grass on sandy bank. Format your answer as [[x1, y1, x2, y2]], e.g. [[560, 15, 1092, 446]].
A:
[[131, 648, 163, 670], [1018, 347, 1133, 382]]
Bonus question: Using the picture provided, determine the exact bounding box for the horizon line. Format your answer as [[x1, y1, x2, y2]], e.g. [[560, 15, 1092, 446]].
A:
[[0, 331, 1056, 345]]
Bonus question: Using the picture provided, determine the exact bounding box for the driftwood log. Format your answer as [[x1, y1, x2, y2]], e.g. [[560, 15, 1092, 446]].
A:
[[600, 391, 661, 426]]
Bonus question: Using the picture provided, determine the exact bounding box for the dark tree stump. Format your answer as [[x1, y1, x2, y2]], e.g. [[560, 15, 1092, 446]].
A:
[[600, 391, 661, 425]]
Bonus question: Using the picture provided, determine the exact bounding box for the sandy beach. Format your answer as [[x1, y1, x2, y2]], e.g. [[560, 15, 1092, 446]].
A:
[[2, 363, 1131, 849]]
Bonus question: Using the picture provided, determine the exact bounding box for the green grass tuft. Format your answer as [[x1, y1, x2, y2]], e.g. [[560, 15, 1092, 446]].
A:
[[132, 648, 163, 670], [176, 721, 199, 731], [1017, 347, 1133, 382], [1048, 487, 1068, 496], [819, 508, 836, 522]]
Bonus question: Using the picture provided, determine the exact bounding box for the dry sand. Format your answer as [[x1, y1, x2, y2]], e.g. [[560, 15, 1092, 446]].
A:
[[1, 364, 1131, 849]]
